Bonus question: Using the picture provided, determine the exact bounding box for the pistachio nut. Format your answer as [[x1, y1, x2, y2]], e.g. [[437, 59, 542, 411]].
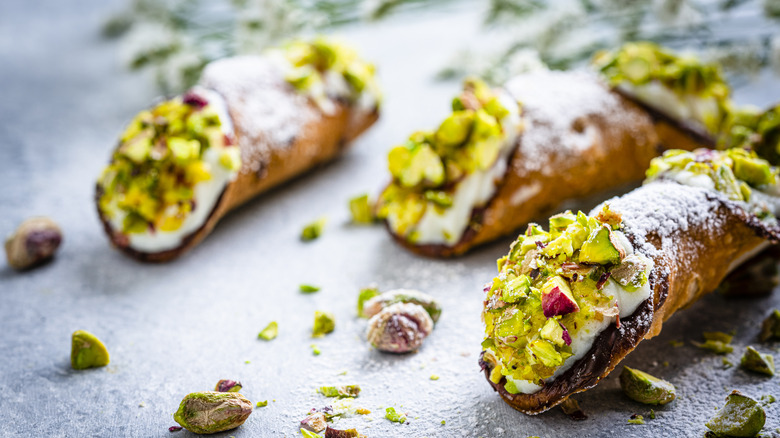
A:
[[361, 289, 442, 323], [619, 367, 676, 405], [5, 217, 62, 270], [312, 311, 336, 338], [324, 427, 365, 438], [71, 330, 110, 370], [759, 309, 780, 342], [705, 390, 766, 437], [367, 302, 434, 353], [739, 346, 775, 376], [214, 380, 242, 393], [173, 391, 253, 434], [300, 412, 327, 433]]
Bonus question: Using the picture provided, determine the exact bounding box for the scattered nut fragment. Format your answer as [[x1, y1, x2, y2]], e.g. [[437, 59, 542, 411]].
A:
[[301, 429, 323, 438], [759, 309, 780, 342], [325, 426, 365, 438], [627, 414, 645, 425], [173, 391, 252, 434], [384, 407, 406, 424], [258, 321, 278, 341], [301, 217, 327, 241], [301, 412, 327, 433], [70, 330, 110, 370], [739, 346, 776, 376], [692, 331, 734, 354], [619, 367, 676, 405], [705, 391, 766, 438], [318, 385, 360, 398], [362, 289, 442, 323], [5, 217, 62, 270], [367, 302, 434, 353], [215, 379, 242, 393], [560, 398, 587, 421], [312, 311, 336, 338]]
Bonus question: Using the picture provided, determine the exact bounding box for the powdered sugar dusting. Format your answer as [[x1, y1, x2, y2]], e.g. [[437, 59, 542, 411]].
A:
[[593, 182, 726, 261], [199, 56, 317, 174], [504, 70, 647, 175]]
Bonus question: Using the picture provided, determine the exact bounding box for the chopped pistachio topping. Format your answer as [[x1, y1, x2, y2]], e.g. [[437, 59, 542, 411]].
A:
[[258, 321, 278, 341], [692, 331, 735, 355], [349, 194, 376, 224], [619, 367, 676, 405], [721, 104, 780, 166], [740, 346, 776, 376], [98, 92, 238, 235], [301, 217, 327, 241], [317, 385, 361, 398], [281, 37, 380, 109], [384, 407, 407, 424], [481, 206, 651, 390], [357, 286, 381, 318], [256, 400, 268, 408], [312, 311, 336, 338], [376, 77, 521, 239], [300, 284, 321, 293], [593, 41, 730, 134], [646, 148, 779, 220], [759, 309, 780, 342], [706, 391, 766, 438], [71, 330, 110, 370], [627, 415, 645, 425]]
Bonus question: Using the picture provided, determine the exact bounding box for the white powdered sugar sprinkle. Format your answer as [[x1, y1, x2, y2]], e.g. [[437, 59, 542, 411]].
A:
[[504, 70, 647, 175], [199, 56, 317, 174]]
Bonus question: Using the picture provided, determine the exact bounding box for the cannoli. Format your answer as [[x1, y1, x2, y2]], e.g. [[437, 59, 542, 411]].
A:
[[96, 37, 380, 262], [377, 45, 727, 257], [479, 148, 780, 414]]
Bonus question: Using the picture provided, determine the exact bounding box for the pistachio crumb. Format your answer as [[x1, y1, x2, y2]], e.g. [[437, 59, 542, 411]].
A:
[[385, 407, 407, 424], [627, 414, 645, 425], [256, 400, 268, 408], [648, 409, 655, 420], [722, 357, 734, 369], [318, 385, 361, 398], [301, 217, 327, 241], [662, 361, 670, 367], [311, 345, 321, 356], [759, 309, 780, 342], [669, 340, 684, 348], [349, 193, 376, 224], [692, 331, 734, 354], [430, 374, 439, 381], [244, 360, 251, 364], [312, 311, 335, 337], [300, 284, 321, 293], [258, 321, 278, 341], [357, 286, 381, 318], [441, 420, 446, 425]]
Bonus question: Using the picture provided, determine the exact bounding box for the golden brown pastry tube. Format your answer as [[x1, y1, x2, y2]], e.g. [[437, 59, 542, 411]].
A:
[[97, 56, 378, 262], [481, 181, 779, 414], [394, 71, 711, 257]]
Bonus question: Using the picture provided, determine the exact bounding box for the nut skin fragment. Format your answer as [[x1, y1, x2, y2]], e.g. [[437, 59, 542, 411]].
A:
[[5, 217, 62, 270], [362, 289, 442, 323], [173, 391, 252, 435], [619, 367, 676, 405], [367, 302, 434, 353], [300, 412, 327, 433], [70, 330, 110, 370], [705, 390, 766, 438], [739, 346, 776, 376]]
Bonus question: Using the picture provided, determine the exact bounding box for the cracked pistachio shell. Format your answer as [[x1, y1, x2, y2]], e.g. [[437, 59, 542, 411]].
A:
[[619, 367, 676, 405], [70, 330, 110, 370], [705, 391, 766, 438], [173, 391, 252, 434]]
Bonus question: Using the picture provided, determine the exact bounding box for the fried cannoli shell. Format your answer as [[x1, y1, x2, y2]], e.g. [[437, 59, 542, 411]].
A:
[[397, 72, 711, 258], [98, 76, 378, 263], [481, 182, 779, 414]]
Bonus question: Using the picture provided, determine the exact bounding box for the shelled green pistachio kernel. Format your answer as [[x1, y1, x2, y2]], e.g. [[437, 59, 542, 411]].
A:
[[300, 284, 321, 293], [760, 309, 780, 342], [740, 346, 776, 376], [385, 407, 406, 424], [357, 286, 381, 318], [692, 331, 734, 354], [318, 385, 360, 398], [619, 367, 676, 405], [349, 194, 375, 224], [70, 330, 110, 370], [256, 400, 268, 408], [215, 380, 242, 393], [173, 391, 253, 434], [301, 429, 323, 438], [258, 321, 278, 341], [312, 311, 335, 337], [301, 217, 327, 241], [361, 289, 442, 323], [705, 391, 766, 438], [5, 217, 62, 270], [367, 302, 434, 353]]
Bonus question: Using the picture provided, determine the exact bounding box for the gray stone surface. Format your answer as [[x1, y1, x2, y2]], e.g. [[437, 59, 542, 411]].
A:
[[0, 1, 778, 437]]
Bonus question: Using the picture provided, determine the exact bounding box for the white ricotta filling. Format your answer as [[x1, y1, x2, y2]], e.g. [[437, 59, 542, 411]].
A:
[[507, 231, 654, 394], [108, 89, 238, 253], [412, 92, 523, 245], [617, 80, 720, 134]]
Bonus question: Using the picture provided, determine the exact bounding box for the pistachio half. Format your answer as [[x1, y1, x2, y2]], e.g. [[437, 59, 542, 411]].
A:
[[173, 391, 252, 434], [5, 217, 62, 270], [367, 302, 434, 353], [619, 367, 676, 405], [70, 330, 110, 370]]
